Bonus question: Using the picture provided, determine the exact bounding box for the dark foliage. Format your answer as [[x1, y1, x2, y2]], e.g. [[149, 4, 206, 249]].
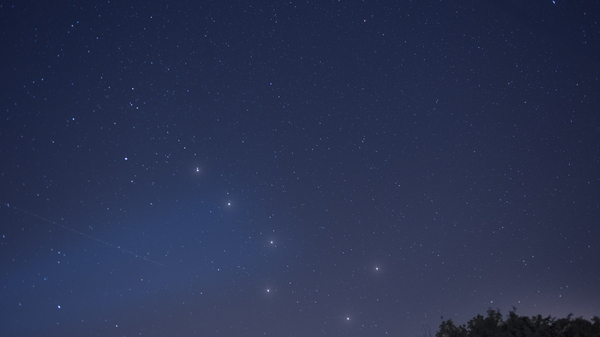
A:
[[436, 309, 600, 337]]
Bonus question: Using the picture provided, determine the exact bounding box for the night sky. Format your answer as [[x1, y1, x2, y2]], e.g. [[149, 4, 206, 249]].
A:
[[1, 1, 599, 336]]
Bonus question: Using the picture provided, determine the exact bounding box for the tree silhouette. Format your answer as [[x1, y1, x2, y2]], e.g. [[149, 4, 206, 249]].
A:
[[435, 309, 599, 337]]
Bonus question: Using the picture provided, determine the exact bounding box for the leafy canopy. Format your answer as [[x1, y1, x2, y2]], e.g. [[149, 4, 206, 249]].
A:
[[436, 309, 600, 337]]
